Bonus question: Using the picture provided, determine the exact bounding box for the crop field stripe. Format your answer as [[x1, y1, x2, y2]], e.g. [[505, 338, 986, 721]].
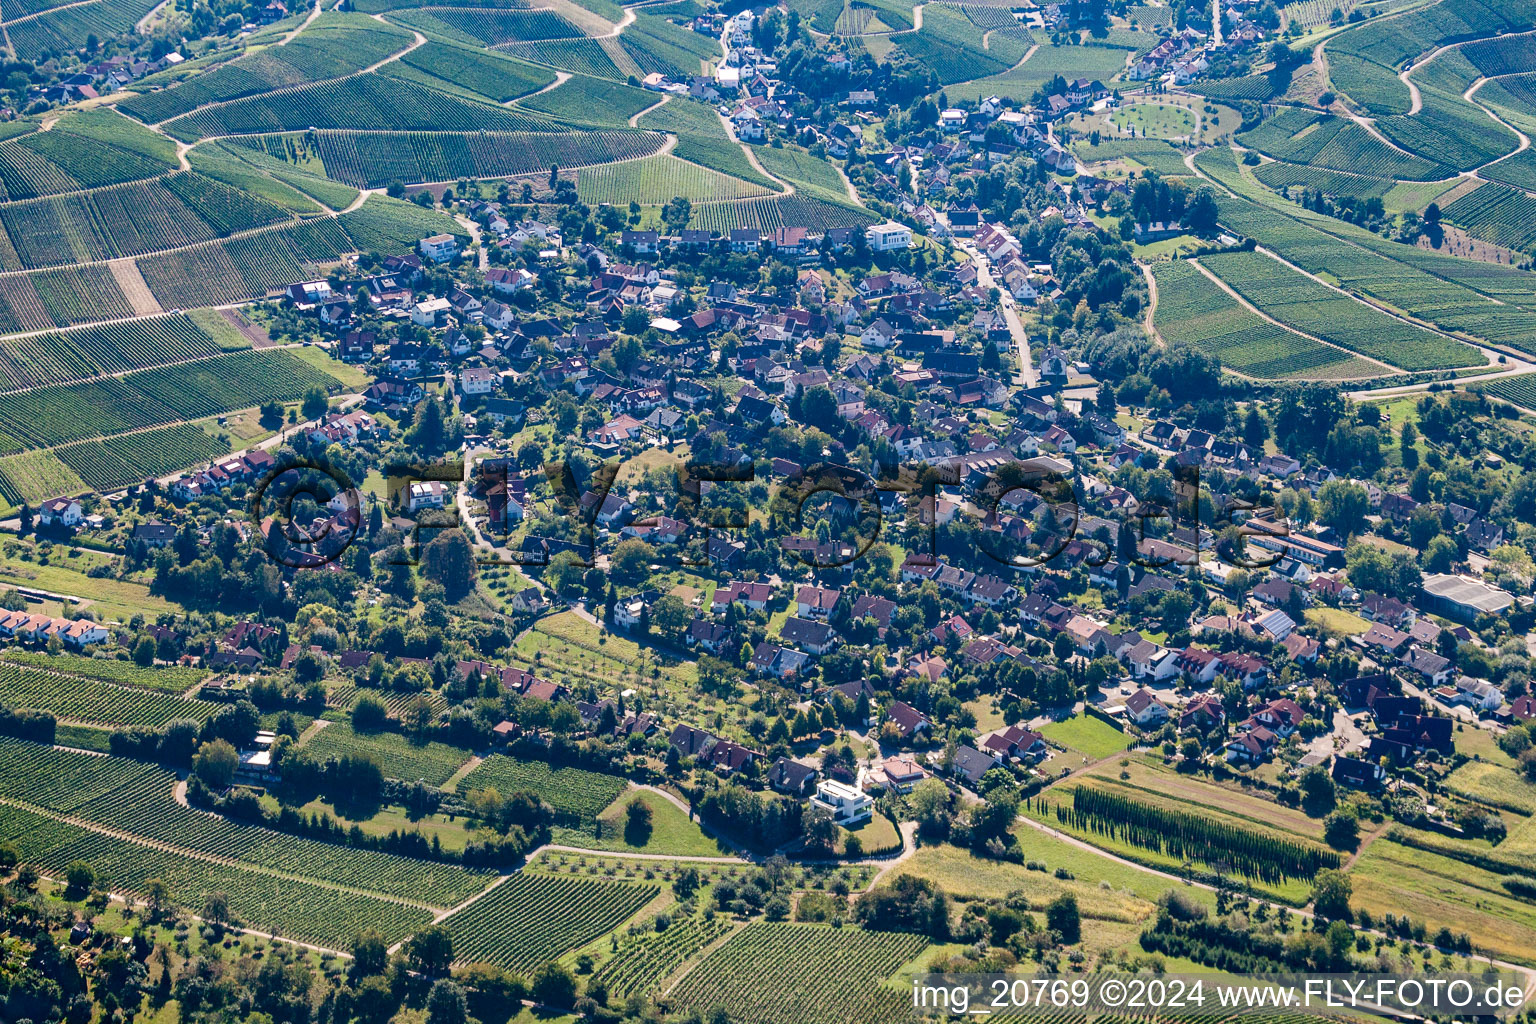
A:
[[439, 871, 659, 972], [0, 739, 496, 907], [459, 753, 628, 818], [0, 663, 217, 727], [0, 312, 227, 393], [0, 799, 432, 947]]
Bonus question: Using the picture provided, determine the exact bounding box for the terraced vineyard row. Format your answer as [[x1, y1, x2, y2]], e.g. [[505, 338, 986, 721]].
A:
[[0, 742, 494, 907], [1199, 249, 1481, 370], [120, 15, 416, 124], [459, 754, 628, 818], [55, 424, 231, 493], [1236, 108, 1451, 180], [393, 6, 583, 45], [0, 649, 205, 693], [0, 313, 227, 393], [440, 873, 658, 973], [1075, 138, 1190, 176], [1475, 371, 1536, 409], [306, 129, 666, 188], [1442, 180, 1536, 252], [135, 217, 355, 310], [0, 801, 432, 946], [1197, 148, 1536, 352], [577, 154, 776, 205], [0, 349, 339, 455], [593, 916, 732, 998], [0, 265, 136, 335], [165, 73, 555, 140], [687, 193, 876, 233], [636, 99, 781, 190], [0, 112, 178, 200], [1152, 260, 1378, 379], [667, 923, 927, 1024], [8, 0, 163, 61], [0, 172, 292, 271], [1250, 161, 1395, 202], [300, 721, 471, 785], [0, 663, 216, 727], [387, 39, 555, 101]]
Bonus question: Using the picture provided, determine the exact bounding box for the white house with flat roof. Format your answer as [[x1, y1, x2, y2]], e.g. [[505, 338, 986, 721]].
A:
[[866, 221, 913, 252], [809, 778, 873, 824]]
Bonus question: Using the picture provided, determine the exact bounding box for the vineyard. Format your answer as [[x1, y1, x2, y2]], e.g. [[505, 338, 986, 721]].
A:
[[687, 193, 876, 233], [1150, 260, 1377, 380], [0, 801, 433, 946], [1197, 166, 1536, 353], [135, 218, 355, 309], [0, 172, 293, 271], [0, 449, 84, 505], [753, 145, 853, 204], [636, 99, 781, 191], [894, 4, 1032, 84], [387, 40, 555, 101], [0, 741, 495, 906], [1198, 249, 1483, 370], [0, 313, 227, 393], [307, 129, 666, 188], [1482, 147, 1536, 193], [393, 7, 583, 46], [667, 923, 926, 1024], [944, 41, 1133, 104], [163, 73, 555, 140], [459, 753, 628, 818], [55, 424, 231, 493], [0, 110, 178, 200], [7, 0, 163, 61], [1325, 51, 1412, 115], [0, 650, 204, 692], [500, 37, 631, 79], [1442, 180, 1536, 252], [0, 265, 135, 334], [299, 721, 471, 786], [0, 663, 216, 727], [519, 75, 658, 129], [1461, 32, 1536, 76], [1056, 787, 1340, 884], [1376, 85, 1519, 171], [1475, 371, 1536, 410], [440, 872, 659, 972], [592, 916, 732, 999], [0, 349, 339, 456], [577, 154, 777, 205], [1326, 0, 1536, 71], [120, 15, 415, 124], [1250, 161, 1394, 202], [1074, 138, 1190, 177], [1236, 108, 1451, 180]]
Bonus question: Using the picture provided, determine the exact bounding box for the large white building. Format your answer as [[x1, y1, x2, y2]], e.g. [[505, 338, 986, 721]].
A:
[[809, 779, 873, 824], [866, 221, 913, 252]]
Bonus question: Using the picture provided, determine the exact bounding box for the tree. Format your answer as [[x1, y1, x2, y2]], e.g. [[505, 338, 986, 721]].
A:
[[1424, 202, 1441, 225], [1299, 764, 1336, 812], [531, 962, 579, 1007], [650, 594, 691, 639], [201, 890, 231, 927], [1311, 868, 1353, 922], [624, 797, 654, 846], [803, 808, 839, 853], [1323, 809, 1359, 850], [610, 539, 656, 585], [192, 739, 238, 790], [408, 925, 456, 976], [301, 387, 330, 421], [353, 692, 389, 732], [426, 980, 470, 1024], [421, 529, 478, 601], [64, 860, 94, 899], [352, 929, 389, 978], [1423, 534, 1457, 573], [132, 635, 156, 667], [1317, 480, 1369, 538], [1046, 894, 1081, 943]]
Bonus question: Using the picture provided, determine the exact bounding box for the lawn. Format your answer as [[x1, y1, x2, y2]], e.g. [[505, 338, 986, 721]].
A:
[[1081, 755, 1326, 839], [292, 343, 371, 390], [1454, 724, 1517, 769], [1112, 101, 1197, 139], [839, 812, 900, 856], [1304, 606, 1373, 637], [1445, 761, 1536, 814], [0, 545, 173, 619], [1349, 838, 1536, 967], [552, 791, 731, 857], [902, 838, 1198, 924], [1038, 714, 1132, 760]]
